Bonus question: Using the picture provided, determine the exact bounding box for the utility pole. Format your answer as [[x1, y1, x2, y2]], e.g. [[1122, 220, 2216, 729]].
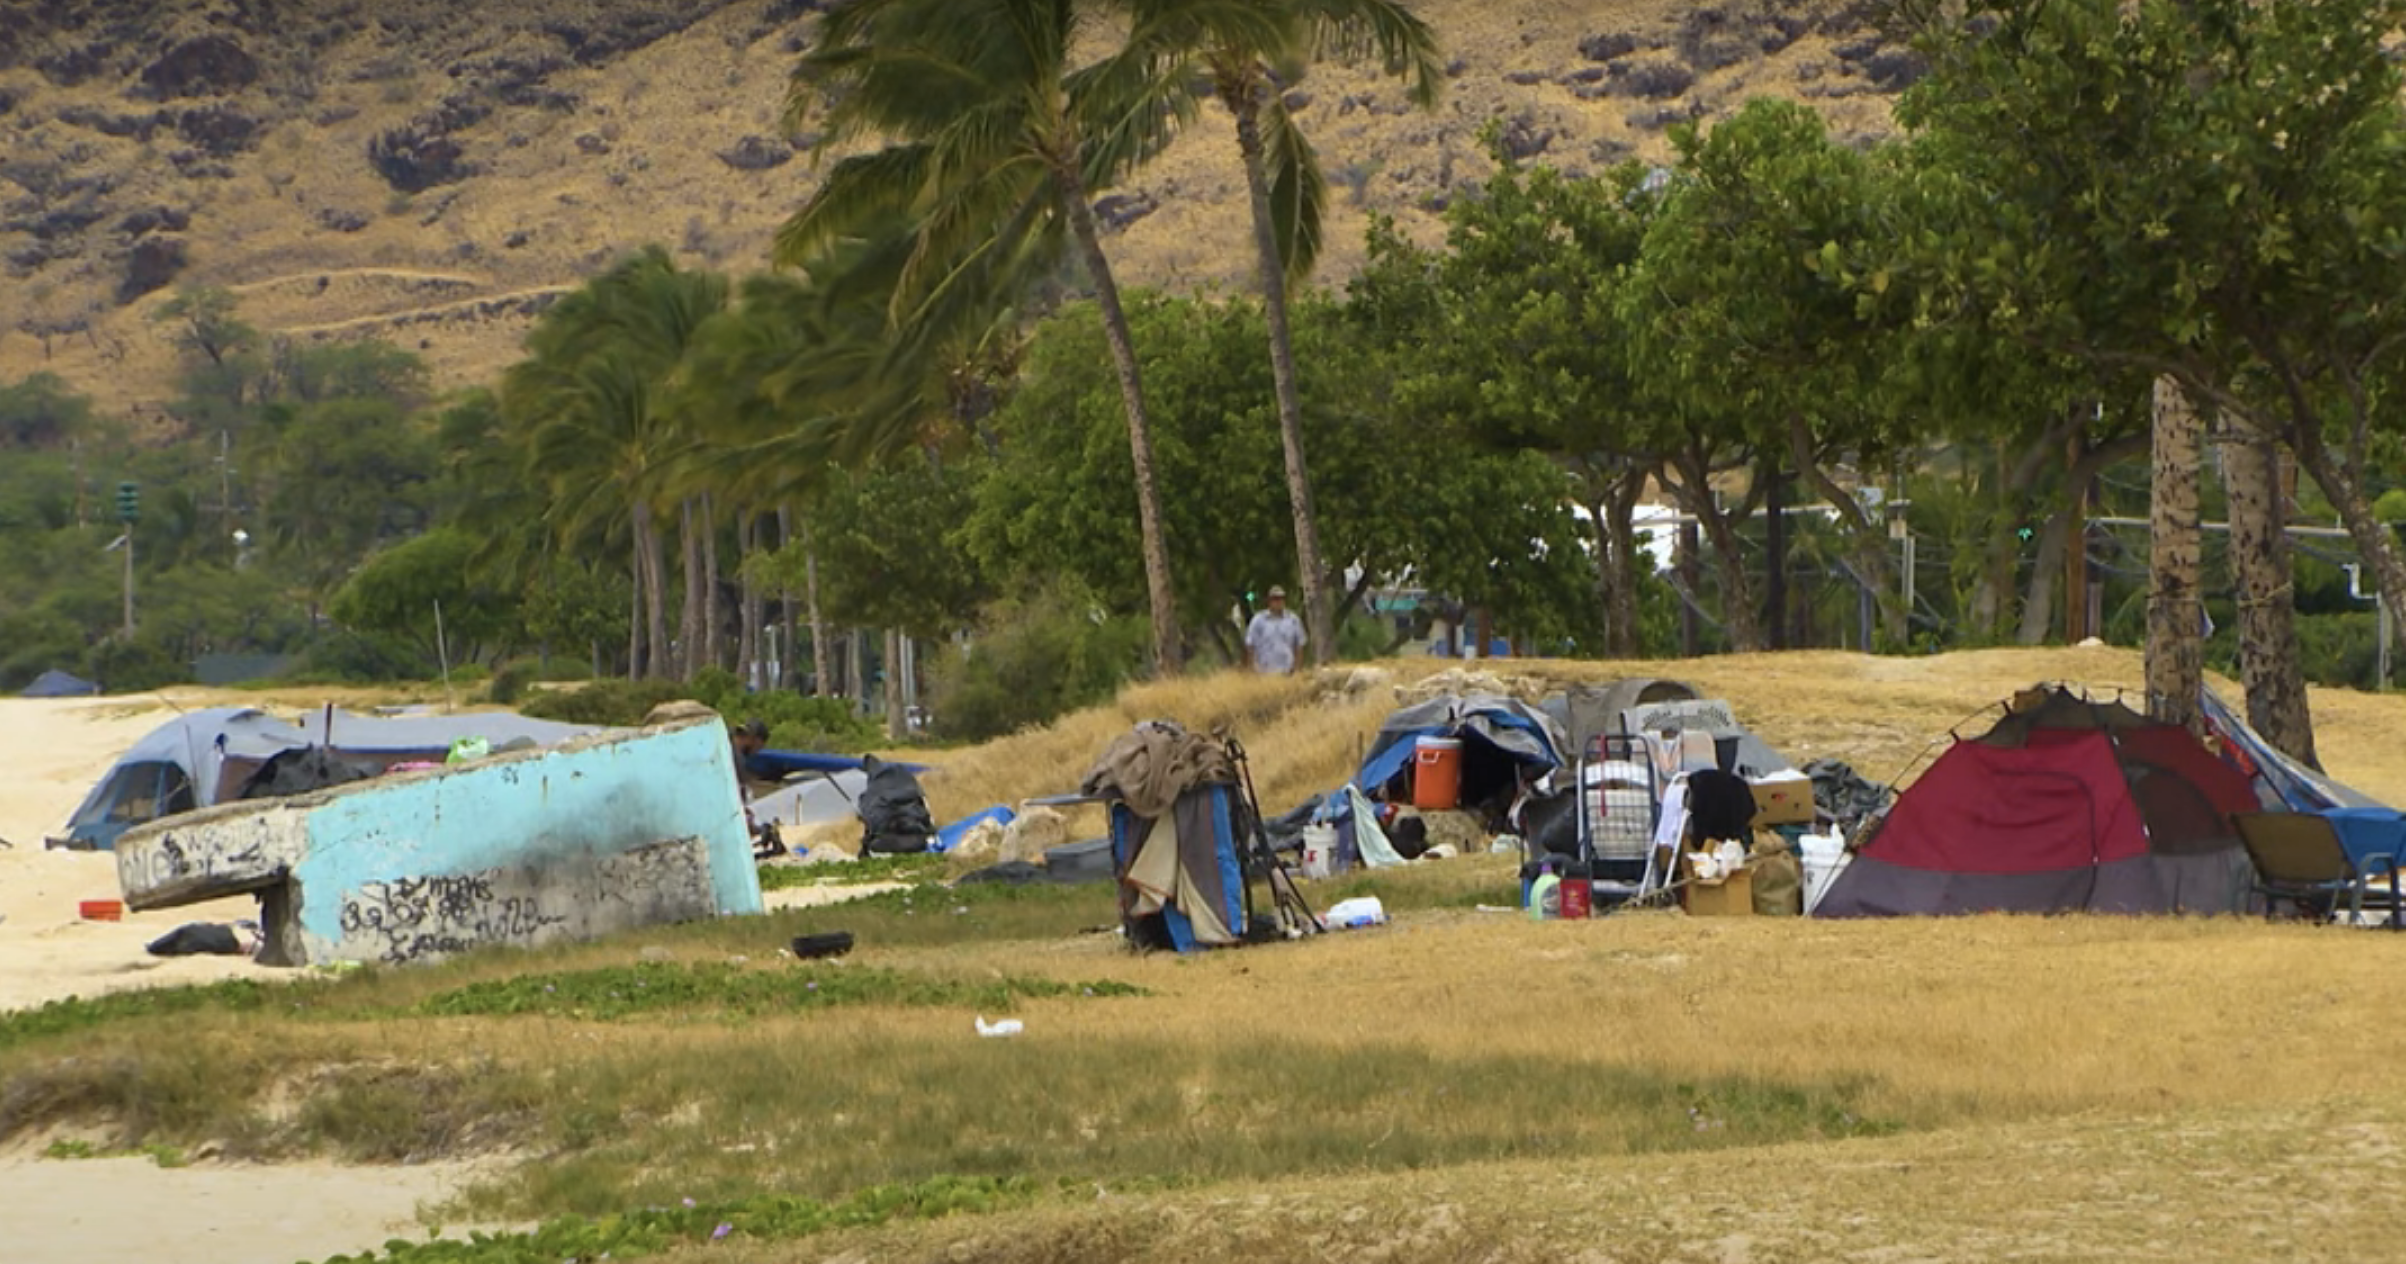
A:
[[115, 480, 139, 637]]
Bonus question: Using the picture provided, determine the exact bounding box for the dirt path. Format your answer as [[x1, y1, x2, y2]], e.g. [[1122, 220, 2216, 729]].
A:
[[3, 1154, 497, 1264]]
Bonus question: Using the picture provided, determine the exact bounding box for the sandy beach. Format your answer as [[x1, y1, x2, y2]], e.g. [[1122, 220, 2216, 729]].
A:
[[2, 1154, 493, 1264], [0, 694, 506, 1264], [0, 695, 272, 1012]]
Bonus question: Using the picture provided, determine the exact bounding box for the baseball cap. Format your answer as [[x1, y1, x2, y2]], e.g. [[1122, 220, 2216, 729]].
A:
[[1267, 585, 1287, 598]]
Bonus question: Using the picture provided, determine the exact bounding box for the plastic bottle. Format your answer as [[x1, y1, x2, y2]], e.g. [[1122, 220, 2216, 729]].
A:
[[1528, 871, 1563, 921]]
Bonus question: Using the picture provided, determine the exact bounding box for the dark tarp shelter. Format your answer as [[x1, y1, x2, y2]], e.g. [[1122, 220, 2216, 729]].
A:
[[20, 669, 99, 698], [1355, 694, 1571, 810], [1816, 687, 2259, 918]]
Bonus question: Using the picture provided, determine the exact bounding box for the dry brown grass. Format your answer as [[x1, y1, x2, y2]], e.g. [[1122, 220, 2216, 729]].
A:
[[677, 1096, 2406, 1263], [18, 646, 2406, 1258], [915, 644, 2406, 822]]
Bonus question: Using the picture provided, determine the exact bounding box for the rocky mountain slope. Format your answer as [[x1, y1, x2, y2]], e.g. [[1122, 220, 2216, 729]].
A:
[[0, 0, 1916, 415]]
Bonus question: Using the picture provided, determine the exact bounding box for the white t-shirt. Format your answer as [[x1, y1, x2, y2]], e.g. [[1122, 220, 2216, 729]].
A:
[[1245, 608, 1308, 674]]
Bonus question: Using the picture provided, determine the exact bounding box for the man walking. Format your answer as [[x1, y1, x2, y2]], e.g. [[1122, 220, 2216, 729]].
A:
[[1244, 585, 1308, 675]]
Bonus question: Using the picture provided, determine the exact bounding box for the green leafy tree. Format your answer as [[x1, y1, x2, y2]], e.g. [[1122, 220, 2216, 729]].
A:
[[502, 247, 729, 679], [1134, 0, 1444, 665], [1899, 0, 2406, 748], [779, 0, 1207, 675], [1350, 154, 1672, 655], [1631, 99, 1910, 646], [329, 528, 517, 669], [0, 373, 93, 449]]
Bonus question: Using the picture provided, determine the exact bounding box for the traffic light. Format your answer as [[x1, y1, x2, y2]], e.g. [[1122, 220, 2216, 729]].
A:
[[115, 480, 139, 524]]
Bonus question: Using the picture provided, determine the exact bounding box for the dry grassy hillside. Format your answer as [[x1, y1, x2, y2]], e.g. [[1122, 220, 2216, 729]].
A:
[[0, 0, 1912, 416], [913, 644, 2406, 824]]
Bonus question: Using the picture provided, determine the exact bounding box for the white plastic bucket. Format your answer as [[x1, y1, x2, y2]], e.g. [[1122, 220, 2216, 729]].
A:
[[1300, 824, 1338, 879], [1798, 831, 1851, 915]]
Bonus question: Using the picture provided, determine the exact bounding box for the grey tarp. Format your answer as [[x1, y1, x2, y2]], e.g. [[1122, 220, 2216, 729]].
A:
[[20, 669, 99, 698], [61, 706, 605, 850]]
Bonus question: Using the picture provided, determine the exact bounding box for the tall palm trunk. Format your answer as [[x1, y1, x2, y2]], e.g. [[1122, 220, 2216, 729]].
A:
[[2222, 419, 2317, 766], [885, 627, 908, 740], [1229, 71, 1332, 668], [2145, 375, 2203, 731], [679, 498, 705, 681], [803, 519, 832, 698], [777, 502, 800, 691], [701, 492, 723, 674], [737, 513, 762, 690], [627, 531, 646, 679], [1056, 158, 1183, 676], [633, 499, 670, 680]]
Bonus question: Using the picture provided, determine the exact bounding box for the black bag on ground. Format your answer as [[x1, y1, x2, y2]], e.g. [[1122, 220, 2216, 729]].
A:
[[147, 922, 244, 957], [858, 755, 937, 855]]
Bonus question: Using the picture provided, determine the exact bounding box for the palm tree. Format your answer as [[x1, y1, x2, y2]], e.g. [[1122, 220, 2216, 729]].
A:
[[1135, 0, 1441, 666], [779, 0, 1201, 674], [501, 247, 727, 679]]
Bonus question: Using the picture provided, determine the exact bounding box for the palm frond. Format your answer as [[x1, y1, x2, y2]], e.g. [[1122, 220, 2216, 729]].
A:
[[774, 145, 938, 268], [1297, 0, 1444, 107], [1067, 48, 1205, 190], [1258, 88, 1329, 280]]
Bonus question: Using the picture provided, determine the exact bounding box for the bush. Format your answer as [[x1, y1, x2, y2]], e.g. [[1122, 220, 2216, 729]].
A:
[[85, 637, 187, 693], [518, 677, 689, 725], [518, 672, 881, 752], [926, 580, 1147, 741], [285, 628, 433, 683]]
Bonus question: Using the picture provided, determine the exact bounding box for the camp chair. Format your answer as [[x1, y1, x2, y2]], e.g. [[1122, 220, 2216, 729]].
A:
[[2232, 811, 2403, 929]]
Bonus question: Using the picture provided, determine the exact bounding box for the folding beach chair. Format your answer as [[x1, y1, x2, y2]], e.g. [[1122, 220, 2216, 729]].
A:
[[2232, 811, 2403, 929]]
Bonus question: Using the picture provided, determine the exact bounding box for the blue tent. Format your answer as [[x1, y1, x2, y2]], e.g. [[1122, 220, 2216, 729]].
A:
[[20, 669, 99, 698], [1354, 693, 1571, 805]]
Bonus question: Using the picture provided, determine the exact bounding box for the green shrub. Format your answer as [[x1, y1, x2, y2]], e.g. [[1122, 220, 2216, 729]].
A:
[[926, 580, 1146, 741], [84, 637, 187, 693], [518, 677, 690, 726], [518, 673, 880, 752]]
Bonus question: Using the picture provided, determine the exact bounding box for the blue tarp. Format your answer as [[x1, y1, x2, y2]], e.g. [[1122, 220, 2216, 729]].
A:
[[936, 804, 1015, 853], [2201, 687, 2385, 812]]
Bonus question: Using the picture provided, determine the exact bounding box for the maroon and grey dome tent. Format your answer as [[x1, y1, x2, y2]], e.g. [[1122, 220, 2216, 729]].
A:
[[1815, 686, 2260, 918]]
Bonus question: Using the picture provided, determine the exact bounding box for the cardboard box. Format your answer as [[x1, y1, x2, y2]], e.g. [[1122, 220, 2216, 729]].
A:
[[1748, 776, 1817, 827], [1685, 867, 1754, 917]]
